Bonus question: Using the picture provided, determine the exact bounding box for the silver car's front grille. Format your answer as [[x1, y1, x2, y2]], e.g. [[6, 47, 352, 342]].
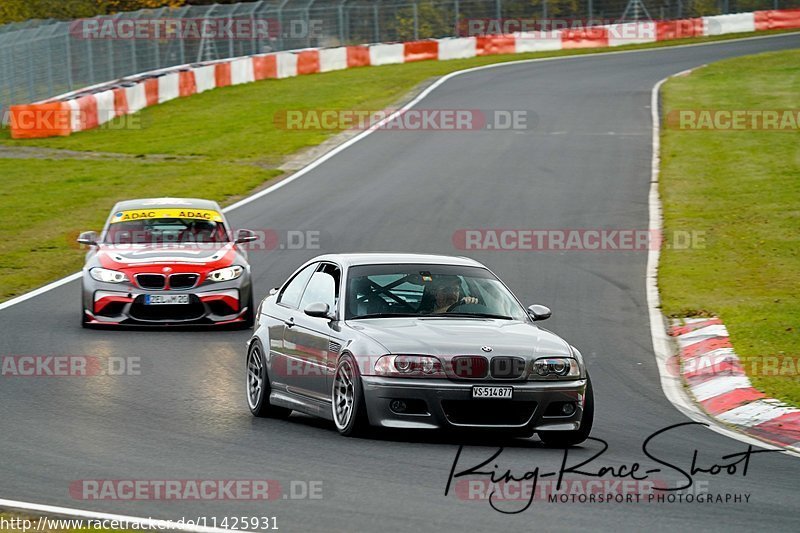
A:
[[489, 356, 527, 379], [450, 356, 489, 378]]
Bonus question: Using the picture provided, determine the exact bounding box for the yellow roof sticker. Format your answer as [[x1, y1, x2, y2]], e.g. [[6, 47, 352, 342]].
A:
[[110, 208, 224, 224]]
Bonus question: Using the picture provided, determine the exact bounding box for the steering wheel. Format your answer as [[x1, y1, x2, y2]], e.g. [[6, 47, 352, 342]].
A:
[[446, 298, 473, 313]]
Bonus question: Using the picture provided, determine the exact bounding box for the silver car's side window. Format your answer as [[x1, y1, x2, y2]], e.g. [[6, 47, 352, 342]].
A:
[[299, 271, 336, 311], [278, 263, 317, 309]]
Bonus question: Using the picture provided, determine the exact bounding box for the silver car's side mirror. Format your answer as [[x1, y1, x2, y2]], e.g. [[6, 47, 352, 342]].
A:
[[77, 231, 98, 246], [528, 304, 551, 321], [304, 302, 334, 320], [235, 229, 258, 244]]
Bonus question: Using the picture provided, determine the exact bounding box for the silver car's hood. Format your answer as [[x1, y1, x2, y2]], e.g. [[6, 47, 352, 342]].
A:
[[347, 318, 572, 357]]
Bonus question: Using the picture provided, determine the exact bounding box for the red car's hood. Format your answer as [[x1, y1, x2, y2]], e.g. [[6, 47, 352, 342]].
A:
[[97, 243, 236, 270]]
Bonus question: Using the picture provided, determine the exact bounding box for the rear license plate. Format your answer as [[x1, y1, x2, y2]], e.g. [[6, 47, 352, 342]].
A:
[[472, 386, 513, 399], [144, 294, 190, 305]]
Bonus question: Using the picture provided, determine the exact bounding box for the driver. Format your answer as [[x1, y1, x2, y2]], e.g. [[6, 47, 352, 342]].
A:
[[428, 276, 478, 314]]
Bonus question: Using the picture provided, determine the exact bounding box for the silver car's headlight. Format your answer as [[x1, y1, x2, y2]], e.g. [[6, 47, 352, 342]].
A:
[[373, 355, 444, 377], [207, 265, 243, 282], [530, 357, 581, 379], [89, 267, 128, 283]]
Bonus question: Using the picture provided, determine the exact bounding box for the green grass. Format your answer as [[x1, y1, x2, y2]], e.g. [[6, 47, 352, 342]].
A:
[[659, 49, 800, 407], [0, 29, 796, 302]]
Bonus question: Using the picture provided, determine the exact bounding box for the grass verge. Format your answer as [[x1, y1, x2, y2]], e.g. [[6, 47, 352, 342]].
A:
[[659, 49, 800, 406], [0, 29, 797, 302]]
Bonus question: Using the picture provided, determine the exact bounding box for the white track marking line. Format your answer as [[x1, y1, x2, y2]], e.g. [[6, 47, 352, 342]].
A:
[[0, 498, 237, 533], [646, 69, 799, 457], [0, 273, 81, 312]]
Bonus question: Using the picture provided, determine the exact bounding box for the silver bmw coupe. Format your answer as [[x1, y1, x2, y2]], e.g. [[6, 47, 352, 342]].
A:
[[246, 253, 593, 446]]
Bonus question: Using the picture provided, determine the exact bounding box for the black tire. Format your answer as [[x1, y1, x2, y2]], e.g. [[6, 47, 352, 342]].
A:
[[331, 354, 370, 437], [538, 374, 594, 447], [238, 288, 255, 329], [247, 340, 291, 419]]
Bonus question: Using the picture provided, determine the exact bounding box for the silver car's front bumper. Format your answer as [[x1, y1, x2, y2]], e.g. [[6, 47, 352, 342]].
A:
[[361, 376, 587, 433]]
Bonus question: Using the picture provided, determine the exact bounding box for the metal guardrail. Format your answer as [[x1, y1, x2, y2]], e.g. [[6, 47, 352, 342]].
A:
[[1, 0, 798, 117]]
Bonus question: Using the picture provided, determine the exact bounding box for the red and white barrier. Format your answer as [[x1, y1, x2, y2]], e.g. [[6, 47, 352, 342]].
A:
[[276, 52, 298, 79], [436, 37, 477, 60], [193, 64, 217, 93], [9, 8, 800, 139], [93, 89, 116, 125], [514, 31, 561, 52], [319, 47, 348, 72], [157, 72, 180, 104], [369, 43, 405, 66], [608, 22, 657, 46], [230, 57, 255, 85], [703, 12, 756, 35], [756, 8, 800, 30]]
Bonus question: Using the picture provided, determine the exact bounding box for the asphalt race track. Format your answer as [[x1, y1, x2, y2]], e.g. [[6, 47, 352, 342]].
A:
[[2, 34, 799, 532]]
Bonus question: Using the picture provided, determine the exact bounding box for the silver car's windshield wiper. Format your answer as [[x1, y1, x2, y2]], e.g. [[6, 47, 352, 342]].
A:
[[349, 312, 420, 319], [433, 312, 514, 320]]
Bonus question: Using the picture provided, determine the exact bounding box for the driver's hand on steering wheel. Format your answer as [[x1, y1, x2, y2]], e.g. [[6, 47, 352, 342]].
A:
[[459, 296, 478, 305]]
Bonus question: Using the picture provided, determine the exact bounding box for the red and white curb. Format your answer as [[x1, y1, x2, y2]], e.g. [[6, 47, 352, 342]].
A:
[[669, 317, 800, 452]]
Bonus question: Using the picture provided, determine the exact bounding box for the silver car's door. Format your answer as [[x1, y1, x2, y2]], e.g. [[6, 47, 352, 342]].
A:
[[268, 263, 317, 393], [284, 263, 341, 400]]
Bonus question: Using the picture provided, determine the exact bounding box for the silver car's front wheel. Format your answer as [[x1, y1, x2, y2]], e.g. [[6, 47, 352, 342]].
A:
[[331, 354, 368, 436]]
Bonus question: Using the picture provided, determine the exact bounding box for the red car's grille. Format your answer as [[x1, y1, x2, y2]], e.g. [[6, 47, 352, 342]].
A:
[[169, 273, 199, 289], [135, 274, 165, 290]]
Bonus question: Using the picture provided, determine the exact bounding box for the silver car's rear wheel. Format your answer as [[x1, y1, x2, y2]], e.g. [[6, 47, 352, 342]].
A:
[[247, 345, 264, 410], [247, 340, 291, 418], [332, 354, 368, 436]]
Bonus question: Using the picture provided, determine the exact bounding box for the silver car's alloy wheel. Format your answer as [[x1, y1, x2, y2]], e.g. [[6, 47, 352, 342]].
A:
[[332, 359, 355, 430], [247, 344, 264, 410]]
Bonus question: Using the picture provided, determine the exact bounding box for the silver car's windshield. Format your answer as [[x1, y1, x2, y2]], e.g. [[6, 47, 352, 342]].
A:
[[346, 264, 528, 320]]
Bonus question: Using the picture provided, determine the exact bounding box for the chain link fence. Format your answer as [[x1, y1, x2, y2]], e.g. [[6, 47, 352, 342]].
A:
[[1, 0, 798, 117]]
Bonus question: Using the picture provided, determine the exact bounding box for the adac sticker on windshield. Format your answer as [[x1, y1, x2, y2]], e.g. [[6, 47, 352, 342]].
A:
[[110, 209, 224, 223]]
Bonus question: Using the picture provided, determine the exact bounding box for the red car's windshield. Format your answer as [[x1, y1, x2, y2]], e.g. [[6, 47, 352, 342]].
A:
[[104, 218, 230, 245]]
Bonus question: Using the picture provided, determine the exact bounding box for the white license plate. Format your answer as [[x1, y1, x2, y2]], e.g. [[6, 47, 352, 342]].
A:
[[472, 386, 513, 399], [144, 294, 190, 305]]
